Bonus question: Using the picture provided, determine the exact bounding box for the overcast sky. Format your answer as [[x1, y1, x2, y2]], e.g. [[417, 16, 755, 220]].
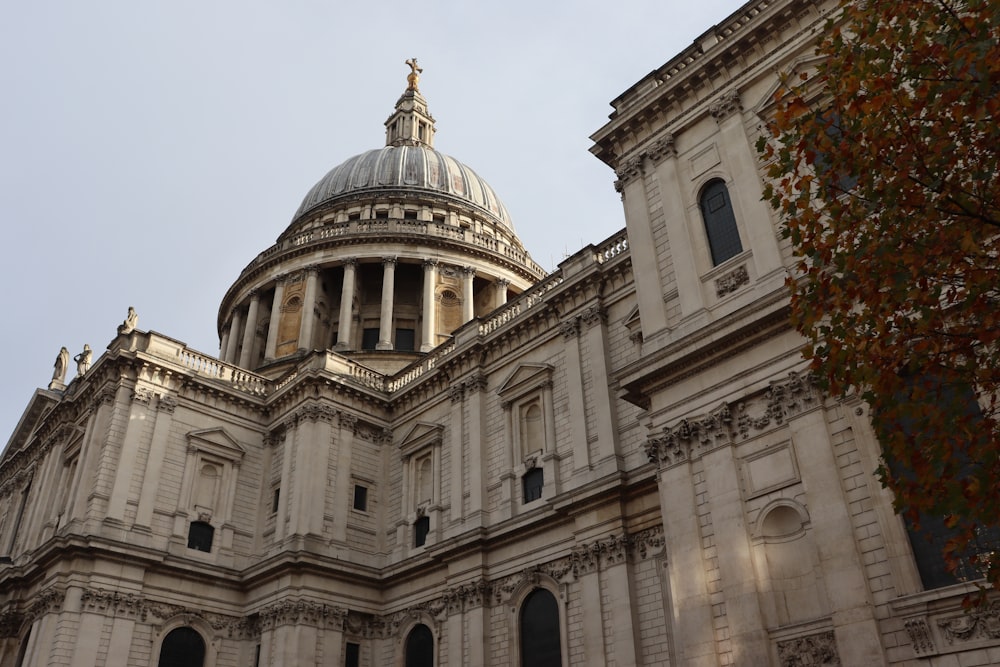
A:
[[1, 1, 744, 440]]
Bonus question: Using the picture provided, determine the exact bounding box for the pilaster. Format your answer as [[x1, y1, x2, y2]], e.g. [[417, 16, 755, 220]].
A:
[[134, 394, 177, 529], [106, 385, 155, 523]]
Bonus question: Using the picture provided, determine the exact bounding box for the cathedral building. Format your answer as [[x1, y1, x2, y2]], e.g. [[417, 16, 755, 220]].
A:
[[2, 0, 997, 665]]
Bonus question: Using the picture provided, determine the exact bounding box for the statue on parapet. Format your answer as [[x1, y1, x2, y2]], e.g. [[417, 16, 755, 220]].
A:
[[49, 346, 69, 390], [405, 58, 422, 92], [118, 306, 138, 335], [74, 344, 92, 377]]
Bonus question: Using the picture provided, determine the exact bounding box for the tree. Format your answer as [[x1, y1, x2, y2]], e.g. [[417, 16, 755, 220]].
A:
[[758, 0, 1000, 592]]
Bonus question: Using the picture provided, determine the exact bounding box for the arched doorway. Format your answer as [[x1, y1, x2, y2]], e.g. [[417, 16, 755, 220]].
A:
[[157, 626, 206, 667], [404, 623, 434, 667], [520, 588, 561, 667]]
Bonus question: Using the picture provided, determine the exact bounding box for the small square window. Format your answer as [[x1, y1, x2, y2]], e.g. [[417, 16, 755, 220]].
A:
[[403, 210, 418, 220], [187, 521, 214, 552], [362, 328, 379, 350], [395, 328, 415, 352], [353, 485, 368, 512]]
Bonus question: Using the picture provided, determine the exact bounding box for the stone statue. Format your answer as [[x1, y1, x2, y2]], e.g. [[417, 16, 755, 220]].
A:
[[74, 344, 92, 377], [118, 306, 138, 335], [51, 347, 69, 387], [405, 58, 422, 92]]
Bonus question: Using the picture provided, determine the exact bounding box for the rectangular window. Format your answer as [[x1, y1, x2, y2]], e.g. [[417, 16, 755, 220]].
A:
[[395, 328, 415, 352], [523, 468, 544, 503], [345, 642, 360, 667], [361, 328, 379, 350], [403, 210, 418, 220], [375, 210, 389, 219], [414, 516, 430, 547], [271, 488, 280, 514], [353, 485, 368, 512]]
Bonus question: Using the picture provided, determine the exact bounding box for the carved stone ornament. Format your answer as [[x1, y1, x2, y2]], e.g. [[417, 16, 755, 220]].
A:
[[709, 89, 743, 121], [579, 305, 607, 328], [614, 155, 643, 184], [560, 319, 579, 340], [776, 630, 841, 667], [132, 386, 155, 405], [157, 395, 178, 413], [736, 372, 819, 439], [646, 404, 733, 468], [938, 602, 1000, 644], [715, 263, 750, 297], [904, 617, 936, 656], [449, 383, 465, 403], [462, 373, 488, 394], [646, 134, 677, 163]]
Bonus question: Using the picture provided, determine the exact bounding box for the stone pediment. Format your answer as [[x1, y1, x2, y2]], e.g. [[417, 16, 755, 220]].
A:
[[398, 422, 443, 458], [496, 363, 553, 400], [186, 427, 246, 463], [753, 52, 828, 116]]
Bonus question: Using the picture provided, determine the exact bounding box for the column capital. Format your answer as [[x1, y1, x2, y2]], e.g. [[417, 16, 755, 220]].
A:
[[342, 257, 358, 267], [382, 256, 397, 266], [423, 258, 439, 269], [461, 265, 476, 277], [495, 277, 510, 287]]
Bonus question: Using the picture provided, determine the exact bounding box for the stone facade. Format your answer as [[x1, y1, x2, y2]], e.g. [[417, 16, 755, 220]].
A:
[[1, 0, 997, 665]]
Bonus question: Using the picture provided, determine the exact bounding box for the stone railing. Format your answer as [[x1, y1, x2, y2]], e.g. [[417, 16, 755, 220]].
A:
[[478, 270, 565, 336], [273, 218, 546, 277], [173, 347, 270, 396], [595, 229, 629, 264], [386, 341, 457, 392]]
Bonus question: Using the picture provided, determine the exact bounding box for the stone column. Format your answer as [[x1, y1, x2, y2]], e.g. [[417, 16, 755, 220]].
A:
[[332, 414, 356, 543], [335, 259, 357, 350], [461, 266, 475, 323], [466, 375, 487, 524], [106, 386, 155, 523], [561, 318, 591, 471], [580, 306, 620, 468], [649, 135, 704, 319], [616, 154, 669, 340], [134, 395, 177, 528], [239, 290, 261, 368], [219, 328, 230, 362], [448, 384, 465, 527], [789, 407, 885, 665], [420, 259, 438, 352], [494, 278, 509, 309], [647, 439, 719, 667], [702, 444, 769, 664], [297, 266, 320, 353], [377, 257, 397, 350], [577, 561, 608, 667], [224, 308, 243, 363], [264, 279, 286, 361]]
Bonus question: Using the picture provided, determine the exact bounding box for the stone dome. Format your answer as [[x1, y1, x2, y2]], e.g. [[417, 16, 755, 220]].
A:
[[292, 145, 512, 229]]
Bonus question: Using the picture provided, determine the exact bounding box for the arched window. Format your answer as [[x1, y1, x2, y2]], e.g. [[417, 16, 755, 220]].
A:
[[699, 179, 742, 266], [520, 588, 561, 667], [157, 627, 206, 667], [404, 623, 434, 667]]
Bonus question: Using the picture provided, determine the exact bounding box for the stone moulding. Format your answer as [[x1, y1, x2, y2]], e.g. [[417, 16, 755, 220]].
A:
[[646, 371, 819, 468]]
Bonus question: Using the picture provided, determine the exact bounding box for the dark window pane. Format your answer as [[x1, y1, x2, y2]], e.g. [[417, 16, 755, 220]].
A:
[[521, 589, 561, 667], [396, 328, 416, 351], [345, 642, 360, 667], [700, 179, 742, 266], [187, 521, 214, 552], [405, 624, 434, 667], [271, 488, 280, 513], [157, 627, 206, 667], [362, 328, 379, 350], [414, 516, 430, 548], [353, 485, 368, 511], [523, 467, 544, 503]]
